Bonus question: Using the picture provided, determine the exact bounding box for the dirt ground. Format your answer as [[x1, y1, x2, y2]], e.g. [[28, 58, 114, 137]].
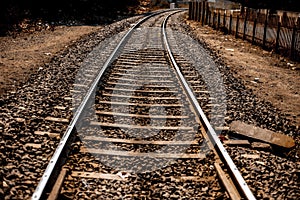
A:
[[185, 17, 300, 126], [0, 25, 101, 95], [1, 14, 299, 126]]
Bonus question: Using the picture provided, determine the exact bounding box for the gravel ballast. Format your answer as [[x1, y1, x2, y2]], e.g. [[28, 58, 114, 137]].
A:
[[1, 15, 143, 199], [1, 10, 299, 199], [168, 11, 299, 199]]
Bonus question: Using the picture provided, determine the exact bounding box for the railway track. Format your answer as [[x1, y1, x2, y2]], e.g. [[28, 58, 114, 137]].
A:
[[32, 10, 255, 199]]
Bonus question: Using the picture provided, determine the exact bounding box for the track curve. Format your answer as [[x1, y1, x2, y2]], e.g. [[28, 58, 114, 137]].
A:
[[32, 9, 255, 200]]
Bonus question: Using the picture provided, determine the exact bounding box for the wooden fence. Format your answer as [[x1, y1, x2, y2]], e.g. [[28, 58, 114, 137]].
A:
[[188, 1, 300, 61]]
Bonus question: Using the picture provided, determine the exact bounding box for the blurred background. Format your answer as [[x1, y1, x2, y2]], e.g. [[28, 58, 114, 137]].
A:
[[0, 0, 299, 36]]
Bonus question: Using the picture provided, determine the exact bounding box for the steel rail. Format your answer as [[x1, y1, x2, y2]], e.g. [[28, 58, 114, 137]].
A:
[[162, 12, 256, 200], [31, 10, 172, 200]]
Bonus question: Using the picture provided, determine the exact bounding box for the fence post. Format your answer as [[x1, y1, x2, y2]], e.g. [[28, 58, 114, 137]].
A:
[[217, 11, 221, 29], [200, 2, 202, 22], [195, 2, 199, 22], [190, 2, 193, 20], [213, 11, 216, 29], [275, 22, 281, 53], [290, 25, 297, 59], [202, 1, 206, 25], [211, 11, 214, 27], [235, 15, 239, 38], [205, 2, 209, 25], [191, 2, 194, 20], [199, 2, 202, 22], [229, 14, 232, 34], [223, 12, 226, 30], [198, 2, 201, 22], [188, 2, 192, 20], [252, 18, 257, 44], [208, 10, 211, 26], [262, 11, 269, 48], [243, 9, 248, 40], [262, 19, 268, 48], [193, 1, 197, 20]]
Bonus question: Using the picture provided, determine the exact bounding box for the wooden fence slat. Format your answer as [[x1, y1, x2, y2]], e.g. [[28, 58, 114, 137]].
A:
[[188, 2, 299, 60], [208, 10, 211, 26], [229, 14, 233, 34], [205, 2, 209, 25], [197, 2, 201, 22], [290, 25, 297, 59], [188, 2, 192, 20], [202, 1, 205, 25], [193, 2, 197, 20], [275, 22, 281, 53], [262, 19, 268, 48], [195, 2, 198, 22], [213, 12, 216, 29], [223, 12, 226, 30], [252, 18, 257, 44], [217, 12, 221, 29], [262, 10, 269, 48], [243, 10, 248, 40], [190, 2, 193, 20], [235, 15, 239, 38]]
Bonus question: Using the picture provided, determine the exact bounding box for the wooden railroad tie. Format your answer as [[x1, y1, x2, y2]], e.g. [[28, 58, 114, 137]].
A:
[[111, 72, 172, 78], [109, 77, 174, 83], [106, 82, 176, 88], [80, 148, 206, 159], [229, 120, 295, 148], [101, 93, 180, 100], [71, 171, 215, 182], [90, 121, 194, 131], [83, 135, 198, 145], [45, 117, 69, 123], [98, 101, 182, 107], [103, 87, 178, 93], [95, 111, 189, 119], [34, 131, 60, 138]]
